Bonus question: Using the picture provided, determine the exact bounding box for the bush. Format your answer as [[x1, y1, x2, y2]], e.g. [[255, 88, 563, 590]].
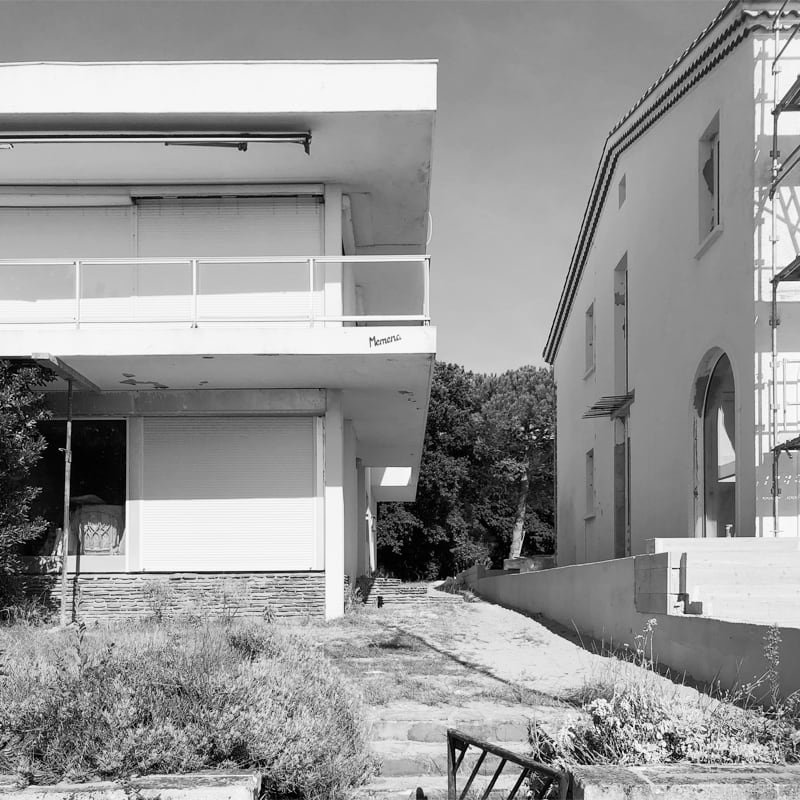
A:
[[531, 620, 800, 767], [0, 621, 376, 798]]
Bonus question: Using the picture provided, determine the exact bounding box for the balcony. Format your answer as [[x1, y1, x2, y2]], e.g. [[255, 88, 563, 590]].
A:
[[0, 255, 430, 329]]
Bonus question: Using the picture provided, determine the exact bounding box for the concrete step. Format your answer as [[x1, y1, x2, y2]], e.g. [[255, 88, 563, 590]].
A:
[[372, 741, 531, 778], [685, 564, 800, 584], [649, 537, 800, 554], [367, 704, 578, 744], [693, 584, 800, 599], [369, 717, 530, 743], [353, 773, 540, 800], [696, 594, 800, 622]]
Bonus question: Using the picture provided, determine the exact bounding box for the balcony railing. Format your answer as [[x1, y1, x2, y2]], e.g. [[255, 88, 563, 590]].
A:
[[0, 255, 431, 327]]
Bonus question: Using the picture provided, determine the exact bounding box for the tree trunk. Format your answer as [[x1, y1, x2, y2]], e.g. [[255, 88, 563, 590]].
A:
[[509, 472, 529, 559]]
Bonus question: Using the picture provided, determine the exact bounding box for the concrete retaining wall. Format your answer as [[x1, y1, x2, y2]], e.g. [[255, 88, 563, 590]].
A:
[[570, 764, 800, 798], [17, 572, 325, 621], [464, 558, 800, 700]]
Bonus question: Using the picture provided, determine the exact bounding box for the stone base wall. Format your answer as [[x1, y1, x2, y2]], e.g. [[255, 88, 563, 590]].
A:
[[17, 571, 326, 622]]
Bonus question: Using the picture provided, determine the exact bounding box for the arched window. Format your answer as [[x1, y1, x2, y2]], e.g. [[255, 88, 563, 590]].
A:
[[702, 353, 736, 537]]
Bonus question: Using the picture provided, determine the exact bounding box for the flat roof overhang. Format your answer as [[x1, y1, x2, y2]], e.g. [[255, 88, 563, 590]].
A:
[[0, 61, 437, 250], [4, 325, 436, 500]]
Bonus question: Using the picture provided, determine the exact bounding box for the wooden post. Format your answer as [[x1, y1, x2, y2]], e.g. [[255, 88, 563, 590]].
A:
[[59, 380, 73, 627]]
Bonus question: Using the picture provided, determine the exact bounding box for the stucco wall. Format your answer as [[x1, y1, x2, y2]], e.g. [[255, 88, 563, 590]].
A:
[[470, 562, 800, 700], [554, 39, 756, 563]]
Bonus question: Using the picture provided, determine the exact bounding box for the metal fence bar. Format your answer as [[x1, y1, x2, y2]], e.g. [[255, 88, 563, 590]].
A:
[[446, 729, 565, 800], [458, 750, 487, 800], [480, 758, 507, 800], [507, 769, 529, 800]]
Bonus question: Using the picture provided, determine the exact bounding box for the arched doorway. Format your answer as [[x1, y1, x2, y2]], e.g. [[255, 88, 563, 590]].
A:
[[702, 353, 736, 537]]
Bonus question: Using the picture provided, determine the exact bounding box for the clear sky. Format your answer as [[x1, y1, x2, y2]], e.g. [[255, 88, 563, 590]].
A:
[[0, 0, 723, 373]]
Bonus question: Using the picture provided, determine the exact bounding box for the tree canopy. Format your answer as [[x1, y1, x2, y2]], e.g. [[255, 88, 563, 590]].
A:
[[377, 362, 554, 580]]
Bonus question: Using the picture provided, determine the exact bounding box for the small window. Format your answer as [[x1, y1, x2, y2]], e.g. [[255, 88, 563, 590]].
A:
[[618, 174, 626, 208], [586, 449, 595, 516], [699, 113, 721, 239], [585, 303, 595, 374]]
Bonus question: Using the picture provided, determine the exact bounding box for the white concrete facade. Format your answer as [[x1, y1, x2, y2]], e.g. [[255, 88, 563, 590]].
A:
[[0, 60, 436, 618], [546, 5, 800, 565]]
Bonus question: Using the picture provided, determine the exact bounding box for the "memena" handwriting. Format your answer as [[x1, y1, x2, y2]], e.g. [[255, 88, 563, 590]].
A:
[[369, 334, 402, 348]]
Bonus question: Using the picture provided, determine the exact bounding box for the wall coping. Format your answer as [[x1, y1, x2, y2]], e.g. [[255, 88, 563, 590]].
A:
[[570, 764, 800, 799], [0, 772, 261, 800]]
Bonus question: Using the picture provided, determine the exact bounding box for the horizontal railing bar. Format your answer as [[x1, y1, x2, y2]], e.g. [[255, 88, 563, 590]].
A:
[[319, 315, 429, 322], [0, 259, 77, 266], [447, 730, 561, 779], [0, 317, 431, 325], [0, 255, 430, 266]]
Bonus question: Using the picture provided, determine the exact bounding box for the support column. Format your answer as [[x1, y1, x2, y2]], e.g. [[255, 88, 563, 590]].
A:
[[343, 423, 358, 584], [126, 417, 144, 571], [356, 461, 367, 575], [324, 390, 345, 619], [367, 470, 378, 573], [324, 185, 343, 327]]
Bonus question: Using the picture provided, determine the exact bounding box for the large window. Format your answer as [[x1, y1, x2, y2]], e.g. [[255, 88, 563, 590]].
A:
[[703, 354, 735, 537], [28, 420, 127, 556], [699, 113, 721, 240]]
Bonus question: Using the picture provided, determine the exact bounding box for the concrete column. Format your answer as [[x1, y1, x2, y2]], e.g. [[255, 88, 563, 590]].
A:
[[126, 416, 144, 571], [367, 470, 378, 573], [356, 460, 367, 574], [324, 185, 343, 327], [343, 423, 358, 583], [324, 390, 345, 619]]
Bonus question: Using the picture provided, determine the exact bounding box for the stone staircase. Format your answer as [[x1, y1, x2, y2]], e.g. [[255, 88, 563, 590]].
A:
[[356, 702, 573, 800], [360, 578, 429, 607], [648, 537, 800, 626]]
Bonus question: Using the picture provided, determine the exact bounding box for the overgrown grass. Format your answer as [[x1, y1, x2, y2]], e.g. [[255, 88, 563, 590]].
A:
[[531, 620, 800, 767], [0, 621, 376, 798]]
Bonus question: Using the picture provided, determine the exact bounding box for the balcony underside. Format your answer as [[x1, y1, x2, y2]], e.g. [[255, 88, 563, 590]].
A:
[[5, 329, 436, 500]]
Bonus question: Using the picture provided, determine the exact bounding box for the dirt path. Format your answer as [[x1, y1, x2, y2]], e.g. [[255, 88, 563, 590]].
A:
[[382, 595, 707, 705]]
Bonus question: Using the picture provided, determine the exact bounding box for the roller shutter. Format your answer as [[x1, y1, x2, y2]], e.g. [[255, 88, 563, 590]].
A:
[[141, 417, 316, 571], [136, 196, 323, 256], [0, 206, 133, 323], [136, 196, 323, 322]]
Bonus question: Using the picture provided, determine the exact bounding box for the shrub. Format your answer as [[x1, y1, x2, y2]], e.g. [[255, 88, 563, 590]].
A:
[[531, 620, 800, 767], [0, 360, 53, 601], [0, 621, 376, 798]]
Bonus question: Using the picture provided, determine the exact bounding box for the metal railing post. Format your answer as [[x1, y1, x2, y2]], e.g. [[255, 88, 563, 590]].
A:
[[74, 261, 81, 328], [447, 733, 457, 800], [423, 256, 431, 322], [191, 259, 199, 328], [308, 257, 315, 325]]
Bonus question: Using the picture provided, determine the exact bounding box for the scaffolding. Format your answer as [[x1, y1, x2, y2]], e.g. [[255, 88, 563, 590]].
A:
[[769, 1, 800, 533]]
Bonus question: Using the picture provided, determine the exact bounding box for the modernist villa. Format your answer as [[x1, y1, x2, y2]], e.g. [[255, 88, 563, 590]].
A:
[[0, 60, 437, 619]]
